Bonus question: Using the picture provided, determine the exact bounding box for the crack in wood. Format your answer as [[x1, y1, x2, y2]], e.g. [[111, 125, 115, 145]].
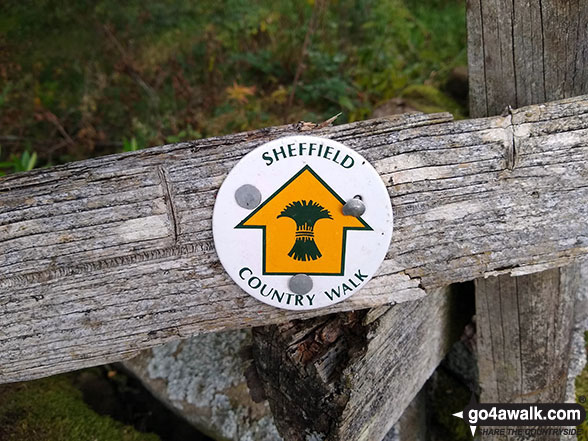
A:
[[157, 166, 179, 242], [504, 109, 517, 170], [0, 241, 215, 290]]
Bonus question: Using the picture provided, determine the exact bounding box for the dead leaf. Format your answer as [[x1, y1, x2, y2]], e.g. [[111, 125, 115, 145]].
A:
[[294, 112, 342, 131], [226, 81, 256, 104]]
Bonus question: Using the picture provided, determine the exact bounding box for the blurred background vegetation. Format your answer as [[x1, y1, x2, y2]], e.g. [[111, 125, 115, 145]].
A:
[[0, 0, 467, 176]]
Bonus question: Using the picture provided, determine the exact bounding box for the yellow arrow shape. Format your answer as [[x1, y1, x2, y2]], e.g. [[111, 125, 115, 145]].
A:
[[236, 166, 371, 275]]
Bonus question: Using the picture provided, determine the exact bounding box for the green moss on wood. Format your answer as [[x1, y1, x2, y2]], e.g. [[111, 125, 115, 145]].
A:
[[0, 375, 160, 441], [401, 84, 465, 119]]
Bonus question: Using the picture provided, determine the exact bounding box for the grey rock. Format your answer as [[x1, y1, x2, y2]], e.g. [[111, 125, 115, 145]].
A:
[[123, 329, 282, 441]]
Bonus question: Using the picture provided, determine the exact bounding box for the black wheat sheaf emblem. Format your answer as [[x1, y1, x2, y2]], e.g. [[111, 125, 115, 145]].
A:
[[277, 200, 333, 261]]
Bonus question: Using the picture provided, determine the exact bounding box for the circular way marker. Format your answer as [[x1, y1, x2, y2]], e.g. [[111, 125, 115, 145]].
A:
[[213, 135, 393, 310]]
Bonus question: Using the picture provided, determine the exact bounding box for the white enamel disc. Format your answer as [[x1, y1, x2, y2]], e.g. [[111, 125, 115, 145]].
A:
[[213, 135, 393, 310]]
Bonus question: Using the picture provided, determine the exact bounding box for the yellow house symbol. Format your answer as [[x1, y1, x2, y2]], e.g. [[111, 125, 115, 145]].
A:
[[236, 165, 372, 275]]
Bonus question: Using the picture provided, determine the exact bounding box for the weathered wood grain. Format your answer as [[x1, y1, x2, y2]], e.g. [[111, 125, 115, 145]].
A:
[[476, 265, 577, 404], [474, 265, 579, 441], [468, 5, 586, 440], [467, 0, 588, 116], [250, 286, 467, 441], [1, 96, 588, 382]]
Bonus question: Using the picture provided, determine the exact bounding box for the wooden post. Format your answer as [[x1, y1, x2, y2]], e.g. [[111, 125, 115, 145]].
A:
[[467, 0, 588, 114], [475, 268, 577, 403], [467, 0, 587, 432], [250, 287, 469, 441]]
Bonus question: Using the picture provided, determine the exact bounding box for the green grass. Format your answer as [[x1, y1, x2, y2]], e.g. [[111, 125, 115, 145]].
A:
[[0, 375, 160, 441], [0, 0, 467, 171]]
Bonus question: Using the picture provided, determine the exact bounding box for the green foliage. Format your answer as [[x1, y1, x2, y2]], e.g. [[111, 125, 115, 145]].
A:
[[0, 146, 38, 176], [122, 137, 140, 152], [0, 83, 12, 108], [1, 0, 467, 170], [401, 84, 465, 118], [165, 126, 202, 144], [0, 375, 160, 441]]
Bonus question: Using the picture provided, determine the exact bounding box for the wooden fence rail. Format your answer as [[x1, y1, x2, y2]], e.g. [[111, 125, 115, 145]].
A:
[[1, 95, 587, 383]]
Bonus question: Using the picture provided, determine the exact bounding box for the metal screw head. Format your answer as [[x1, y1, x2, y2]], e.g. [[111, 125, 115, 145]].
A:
[[235, 184, 261, 209], [342, 196, 365, 217], [289, 274, 313, 295]]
